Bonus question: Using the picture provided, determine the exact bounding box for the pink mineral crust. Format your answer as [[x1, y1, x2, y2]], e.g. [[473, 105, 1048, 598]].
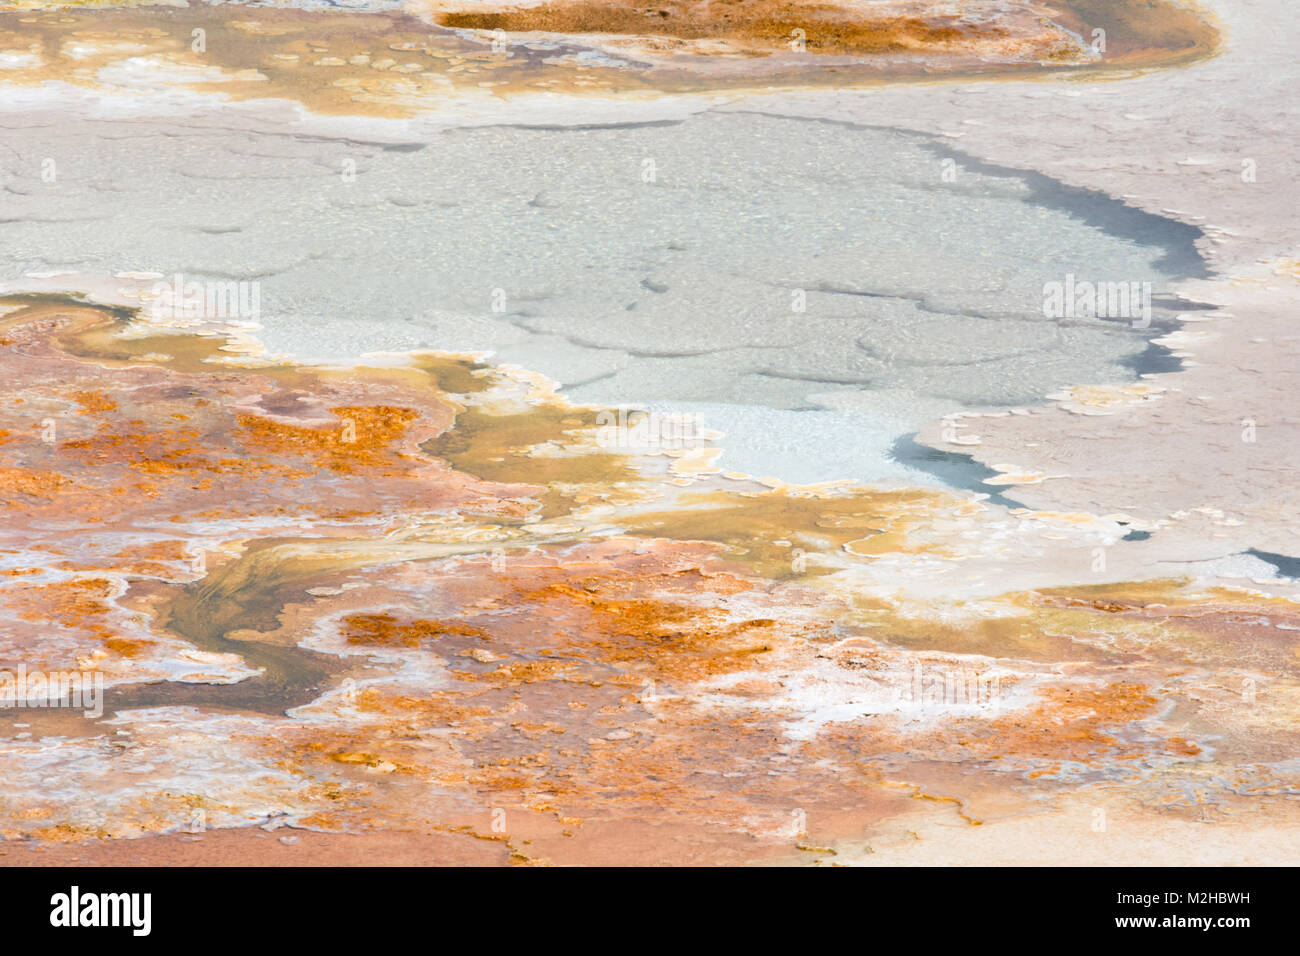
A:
[[0, 293, 1295, 865]]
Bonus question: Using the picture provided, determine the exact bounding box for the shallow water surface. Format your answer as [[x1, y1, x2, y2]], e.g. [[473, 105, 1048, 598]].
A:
[[1, 110, 1203, 481]]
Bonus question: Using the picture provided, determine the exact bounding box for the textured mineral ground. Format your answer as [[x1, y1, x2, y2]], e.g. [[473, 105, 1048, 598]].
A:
[[0, 0, 1296, 867]]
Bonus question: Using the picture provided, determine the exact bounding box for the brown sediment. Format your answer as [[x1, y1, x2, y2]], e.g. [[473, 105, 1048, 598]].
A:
[[0, 293, 552, 707], [237, 405, 421, 474], [1031, 577, 1288, 611], [350, 687, 495, 724], [0, 1, 1218, 120], [416, 355, 493, 396], [341, 612, 489, 647], [960, 681, 1161, 762], [0, 466, 74, 500], [0, 5, 665, 116], [109, 539, 191, 577], [70, 390, 117, 414], [620, 485, 952, 578], [422, 401, 635, 487], [437, 2, 1022, 56], [504, 577, 795, 681], [1046, 0, 1217, 66], [427, 0, 1218, 73], [849, 594, 1126, 663], [798, 675, 1194, 799], [12, 577, 115, 635]]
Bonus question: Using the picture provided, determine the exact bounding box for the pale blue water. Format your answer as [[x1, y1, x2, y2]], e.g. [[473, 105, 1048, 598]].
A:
[[0, 110, 1203, 483]]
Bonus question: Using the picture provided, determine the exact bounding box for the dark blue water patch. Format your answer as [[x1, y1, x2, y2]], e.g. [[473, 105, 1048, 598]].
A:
[[729, 111, 1210, 282], [1120, 294, 1219, 375], [905, 121, 1216, 390], [1154, 293, 1219, 312], [1122, 528, 1152, 541], [919, 140, 1210, 281], [1247, 549, 1300, 579], [889, 433, 1026, 509], [1121, 338, 1183, 376]]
